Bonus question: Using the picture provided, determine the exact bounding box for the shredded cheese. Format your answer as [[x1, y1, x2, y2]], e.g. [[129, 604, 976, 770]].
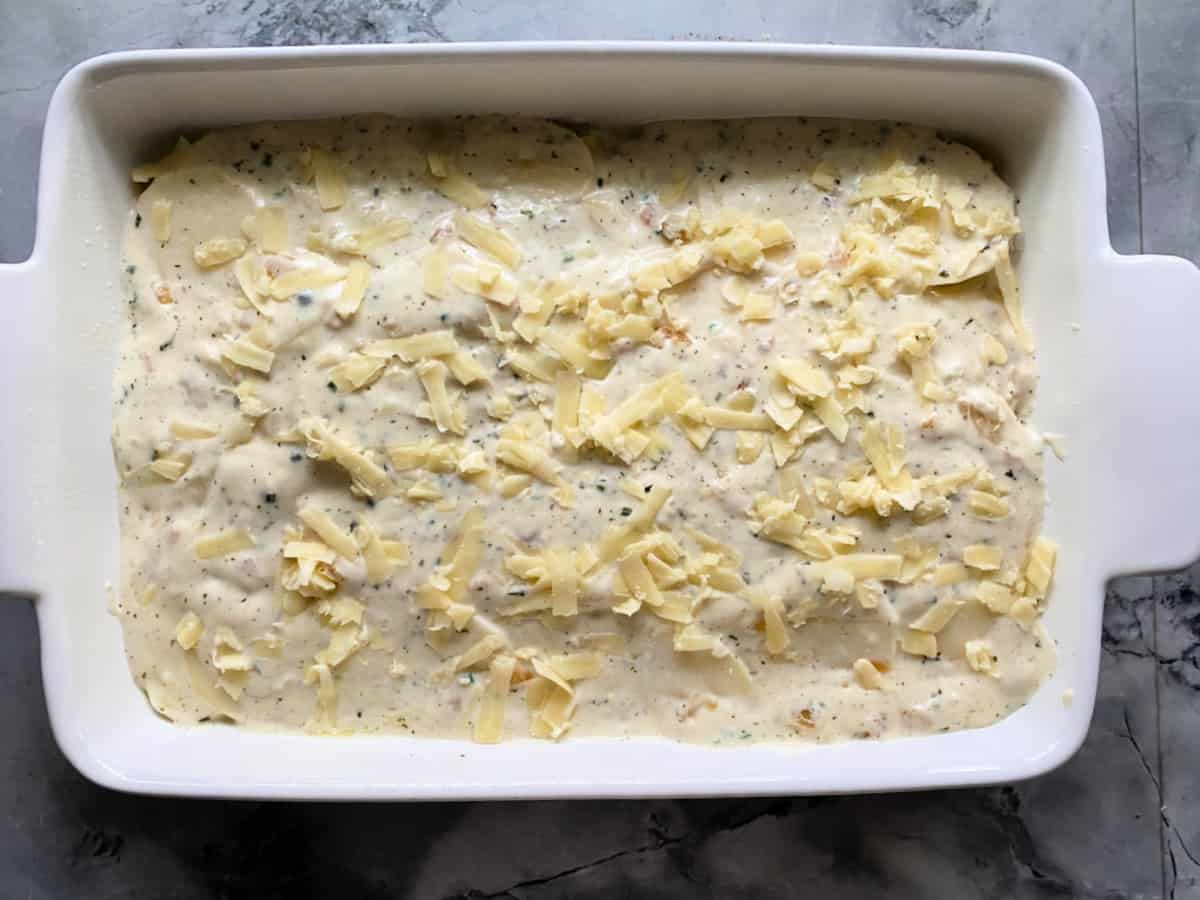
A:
[[701, 408, 774, 431], [453, 260, 520, 306], [455, 211, 522, 268], [418, 506, 485, 630], [149, 451, 191, 481], [296, 507, 358, 559], [222, 335, 275, 374], [446, 351, 488, 386], [428, 152, 490, 208], [193, 237, 247, 268], [365, 330, 459, 362], [810, 161, 839, 190], [749, 589, 790, 655], [776, 357, 834, 399], [253, 207, 288, 253], [211, 626, 253, 674], [994, 241, 1033, 352], [1024, 536, 1058, 601], [194, 528, 254, 559], [357, 519, 401, 583], [422, 245, 451, 298], [548, 549, 581, 616], [964, 639, 996, 674], [316, 595, 365, 627], [496, 439, 565, 489], [306, 147, 346, 211], [456, 634, 507, 672], [150, 199, 172, 242], [416, 359, 466, 435], [980, 334, 1009, 366], [304, 663, 337, 728], [900, 630, 938, 658], [852, 658, 883, 690], [335, 259, 371, 318], [967, 490, 1011, 519], [474, 654, 516, 743], [933, 563, 969, 586], [977, 581, 1015, 614], [267, 261, 348, 299], [963, 544, 1002, 571], [174, 611, 203, 650], [824, 553, 904, 581], [299, 417, 394, 498], [910, 596, 966, 633], [169, 420, 219, 440]]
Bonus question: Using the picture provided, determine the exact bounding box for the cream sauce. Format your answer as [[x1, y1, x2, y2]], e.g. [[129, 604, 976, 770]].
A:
[[114, 115, 1054, 745]]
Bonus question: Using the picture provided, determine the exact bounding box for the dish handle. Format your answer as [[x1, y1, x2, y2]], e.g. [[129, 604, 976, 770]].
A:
[[1093, 252, 1200, 576], [0, 259, 46, 596]]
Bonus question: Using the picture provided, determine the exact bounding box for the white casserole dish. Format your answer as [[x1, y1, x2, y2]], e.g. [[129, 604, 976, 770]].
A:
[[2, 42, 1198, 800]]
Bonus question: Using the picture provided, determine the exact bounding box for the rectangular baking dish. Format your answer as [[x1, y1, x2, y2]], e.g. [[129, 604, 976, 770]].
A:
[[2, 42, 1198, 800]]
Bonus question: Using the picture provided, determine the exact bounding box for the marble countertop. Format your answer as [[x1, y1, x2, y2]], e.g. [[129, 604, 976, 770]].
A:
[[1, 1, 1197, 897]]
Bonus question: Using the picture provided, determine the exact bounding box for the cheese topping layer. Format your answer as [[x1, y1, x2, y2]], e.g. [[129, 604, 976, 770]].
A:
[[115, 116, 1056, 744]]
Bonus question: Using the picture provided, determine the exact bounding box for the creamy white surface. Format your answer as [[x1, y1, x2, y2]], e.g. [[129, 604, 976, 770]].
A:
[[114, 115, 1055, 745]]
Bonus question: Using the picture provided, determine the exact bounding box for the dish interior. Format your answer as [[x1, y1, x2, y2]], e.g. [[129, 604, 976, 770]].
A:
[[28, 48, 1099, 794]]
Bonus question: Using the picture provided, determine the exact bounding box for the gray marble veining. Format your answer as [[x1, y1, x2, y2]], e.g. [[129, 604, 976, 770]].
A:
[[1157, 572, 1200, 898], [1138, 0, 1200, 262], [1139, 2, 1200, 896], [0, 1, 1196, 897]]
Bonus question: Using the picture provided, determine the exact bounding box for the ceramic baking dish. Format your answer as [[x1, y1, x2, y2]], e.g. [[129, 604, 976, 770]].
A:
[[2, 42, 1197, 800]]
